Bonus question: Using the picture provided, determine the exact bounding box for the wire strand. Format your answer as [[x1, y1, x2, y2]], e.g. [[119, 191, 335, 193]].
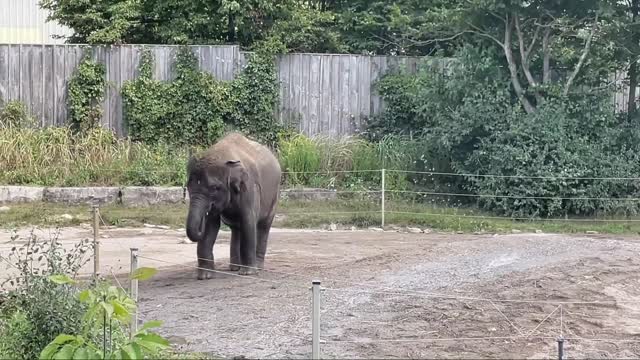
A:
[[387, 169, 640, 181], [135, 255, 302, 286], [386, 211, 640, 222], [388, 189, 640, 202], [322, 286, 636, 305]]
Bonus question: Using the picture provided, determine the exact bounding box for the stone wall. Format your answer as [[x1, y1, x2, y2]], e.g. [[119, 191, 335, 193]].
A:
[[0, 186, 338, 205]]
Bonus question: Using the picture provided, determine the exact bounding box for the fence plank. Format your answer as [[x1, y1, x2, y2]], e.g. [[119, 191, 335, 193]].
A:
[[1, 44, 465, 137]]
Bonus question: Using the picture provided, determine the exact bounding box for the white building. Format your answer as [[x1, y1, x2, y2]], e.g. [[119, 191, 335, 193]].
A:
[[0, 0, 73, 44]]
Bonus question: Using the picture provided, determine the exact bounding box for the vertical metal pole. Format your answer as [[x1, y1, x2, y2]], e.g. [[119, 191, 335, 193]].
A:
[[557, 336, 564, 360], [381, 168, 386, 228], [311, 280, 321, 360], [92, 205, 100, 278], [129, 248, 139, 339]]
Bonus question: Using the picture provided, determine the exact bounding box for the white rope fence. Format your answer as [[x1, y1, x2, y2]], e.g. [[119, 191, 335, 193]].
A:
[[121, 247, 640, 360]]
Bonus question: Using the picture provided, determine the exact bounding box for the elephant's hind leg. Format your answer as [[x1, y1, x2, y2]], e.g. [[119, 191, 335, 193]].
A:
[[197, 215, 220, 280], [229, 228, 241, 271]]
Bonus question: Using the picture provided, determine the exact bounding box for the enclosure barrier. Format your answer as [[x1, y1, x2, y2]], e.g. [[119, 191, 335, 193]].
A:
[[120, 249, 640, 360]]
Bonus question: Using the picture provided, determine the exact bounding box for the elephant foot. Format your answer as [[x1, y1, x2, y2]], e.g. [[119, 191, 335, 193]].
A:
[[238, 267, 259, 276], [197, 259, 215, 280], [197, 268, 213, 280], [256, 260, 264, 270], [229, 264, 240, 271]]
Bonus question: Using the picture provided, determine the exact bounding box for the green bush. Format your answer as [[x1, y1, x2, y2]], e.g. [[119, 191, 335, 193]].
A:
[[0, 231, 92, 360], [0, 100, 36, 129], [68, 56, 106, 133], [371, 45, 640, 217], [122, 48, 228, 147], [122, 42, 282, 149]]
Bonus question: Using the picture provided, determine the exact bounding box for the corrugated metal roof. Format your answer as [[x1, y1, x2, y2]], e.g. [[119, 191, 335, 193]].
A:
[[0, 0, 73, 44]]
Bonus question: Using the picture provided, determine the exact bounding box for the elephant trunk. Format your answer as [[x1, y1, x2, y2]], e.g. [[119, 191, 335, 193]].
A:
[[186, 196, 209, 242]]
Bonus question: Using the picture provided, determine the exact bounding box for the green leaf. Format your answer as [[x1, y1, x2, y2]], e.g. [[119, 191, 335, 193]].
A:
[[111, 299, 131, 320], [119, 345, 137, 360], [52, 334, 77, 345], [53, 343, 76, 360], [73, 347, 88, 360], [139, 320, 163, 331], [78, 289, 92, 302], [135, 333, 170, 353], [39, 343, 60, 359], [129, 267, 157, 281], [49, 274, 76, 285], [100, 301, 115, 317], [130, 343, 144, 359]]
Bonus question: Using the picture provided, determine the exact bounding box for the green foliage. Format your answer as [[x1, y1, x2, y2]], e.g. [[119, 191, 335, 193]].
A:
[[372, 45, 640, 217], [122, 48, 227, 147], [0, 126, 187, 186], [123, 43, 281, 148], [0, 100, 37, 129], [68, 56, 106, 133], [39, 275, 169, 360], [0, 231, 93, 360]]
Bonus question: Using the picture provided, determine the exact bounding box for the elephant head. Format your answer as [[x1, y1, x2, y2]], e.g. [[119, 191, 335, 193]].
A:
[[185, 156, 248, 242]]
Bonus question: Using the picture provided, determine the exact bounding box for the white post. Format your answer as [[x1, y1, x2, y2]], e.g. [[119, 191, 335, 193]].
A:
[[129, 248, 139, 339], [312, 280, 321, 359], [381, 168, 386, 228], [92, 205, 100, 278]]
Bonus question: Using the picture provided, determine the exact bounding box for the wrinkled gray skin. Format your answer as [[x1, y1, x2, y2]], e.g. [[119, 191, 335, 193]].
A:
[[185, 133, 282, 280]]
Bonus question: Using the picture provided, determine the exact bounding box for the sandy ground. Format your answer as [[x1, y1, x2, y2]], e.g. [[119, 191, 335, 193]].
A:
[[2, 226, 640, 359]]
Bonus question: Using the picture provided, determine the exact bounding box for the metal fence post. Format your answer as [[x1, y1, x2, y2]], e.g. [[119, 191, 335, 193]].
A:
[[557, 336, 564, 360], [312, 280, 321, 360], [129, 248, 139, 339], [92, 205, 100, 278], [381, 168, 386, 228]]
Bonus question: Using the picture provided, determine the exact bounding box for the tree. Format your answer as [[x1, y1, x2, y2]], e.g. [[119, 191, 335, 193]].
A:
[[426, 0, 610, 114], [40, 0, 297, 46]]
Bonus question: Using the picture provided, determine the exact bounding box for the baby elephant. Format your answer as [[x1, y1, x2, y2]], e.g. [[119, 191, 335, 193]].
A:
[[185, 132, 281, 279]]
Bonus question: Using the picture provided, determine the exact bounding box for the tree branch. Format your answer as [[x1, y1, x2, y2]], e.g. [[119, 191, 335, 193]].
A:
[[515, 15, 539, 87], [542, 26, 552, 84], [563, 16, 598, 96], [465, 21, 505, 48], [504, 13, 536, 114]]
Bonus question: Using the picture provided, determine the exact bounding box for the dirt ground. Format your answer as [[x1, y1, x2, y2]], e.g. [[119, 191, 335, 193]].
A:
[[2, 226, 640, 359]]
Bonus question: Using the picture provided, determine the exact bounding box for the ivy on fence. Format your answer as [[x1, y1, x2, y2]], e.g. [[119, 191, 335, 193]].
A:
[[122, 41, 284, 149], [68, 54, 106, 133]]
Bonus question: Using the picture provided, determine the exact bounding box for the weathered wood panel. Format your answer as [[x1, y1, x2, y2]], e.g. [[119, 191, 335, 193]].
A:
[[0, 44, 439, 137]]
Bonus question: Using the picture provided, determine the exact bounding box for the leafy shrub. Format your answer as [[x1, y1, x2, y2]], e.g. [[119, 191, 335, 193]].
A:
[[122, 48, 227, 147], [39, 270, 169, 360], [68, 56, 106, 133], [123, 42, 282, 149], [0, 230, 92, 360], [0, 100, 36, 128], [371, 44, 640, 217]]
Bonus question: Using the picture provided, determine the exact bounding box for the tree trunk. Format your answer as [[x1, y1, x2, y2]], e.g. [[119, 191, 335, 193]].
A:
[[504, 14, 536, 114], [227, 14, 236, 43], [628, 0, 640, 115]]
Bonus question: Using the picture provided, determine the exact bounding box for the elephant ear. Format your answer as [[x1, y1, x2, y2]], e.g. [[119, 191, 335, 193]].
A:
[[226, 160, 248, 194]]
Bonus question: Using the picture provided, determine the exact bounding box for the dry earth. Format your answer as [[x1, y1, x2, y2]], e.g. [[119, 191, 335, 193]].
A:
[[2, 226, 640, 359]]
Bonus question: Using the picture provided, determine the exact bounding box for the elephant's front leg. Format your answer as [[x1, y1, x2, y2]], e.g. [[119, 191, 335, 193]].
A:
[[197, 214, 220, 280], [238, 215, 258, 276]]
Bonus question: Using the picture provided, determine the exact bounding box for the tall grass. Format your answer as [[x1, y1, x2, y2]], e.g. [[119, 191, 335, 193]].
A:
[[0, 126, 187, 186], [277, 133, 427, 190]]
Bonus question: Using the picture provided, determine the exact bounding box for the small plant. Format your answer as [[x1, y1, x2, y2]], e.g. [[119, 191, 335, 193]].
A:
[[68, 55, 106, 133], [39, 269, 169, 360], [0, 230, 93, 360], [0, 100, 36, 129]]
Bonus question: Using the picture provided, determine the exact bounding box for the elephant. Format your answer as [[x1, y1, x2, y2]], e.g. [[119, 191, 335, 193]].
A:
[[185, 132, 282, 280]]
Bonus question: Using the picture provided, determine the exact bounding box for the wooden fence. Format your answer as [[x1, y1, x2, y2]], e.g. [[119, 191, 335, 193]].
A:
[[0, 44, 434, 137]]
